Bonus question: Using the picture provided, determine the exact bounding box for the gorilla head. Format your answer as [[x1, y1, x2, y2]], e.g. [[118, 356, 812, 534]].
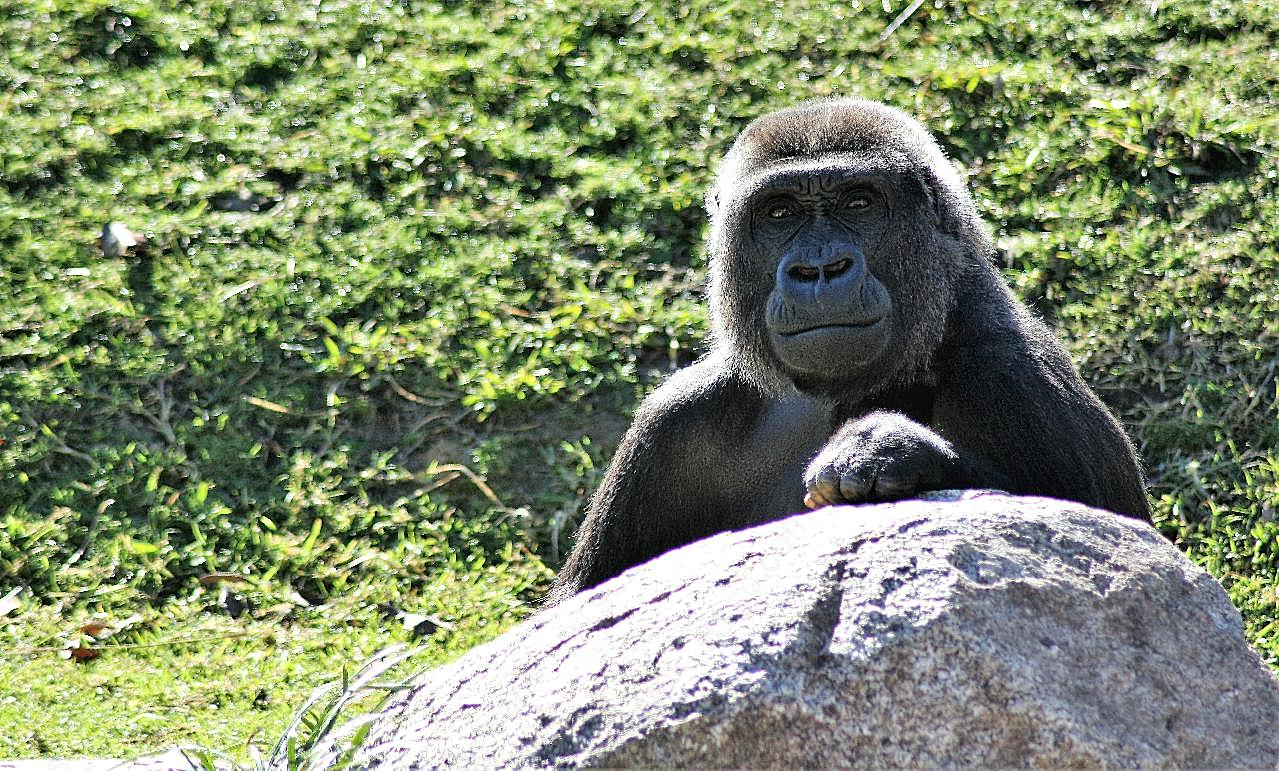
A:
[[706, 98, 991, 397]]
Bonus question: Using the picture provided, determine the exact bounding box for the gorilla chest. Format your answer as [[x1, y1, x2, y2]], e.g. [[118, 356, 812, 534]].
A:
[[704, 386, 940, 522], [715, 393, 836, 518]]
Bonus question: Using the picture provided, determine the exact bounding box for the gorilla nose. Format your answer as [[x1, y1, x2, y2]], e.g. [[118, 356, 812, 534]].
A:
[[786, 256, 853, 282], [777, 245, 865, 288]]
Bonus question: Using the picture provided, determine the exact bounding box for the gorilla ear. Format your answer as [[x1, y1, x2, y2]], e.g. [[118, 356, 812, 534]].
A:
[[919, 166, 993, 256], [912, 170, 955, 234], [913, 171, 939, 220]]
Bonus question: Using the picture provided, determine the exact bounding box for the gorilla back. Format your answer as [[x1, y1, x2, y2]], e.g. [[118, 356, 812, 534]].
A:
[[547, 98, 1149, 604]]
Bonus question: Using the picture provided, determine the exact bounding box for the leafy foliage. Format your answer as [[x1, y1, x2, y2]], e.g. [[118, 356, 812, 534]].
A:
[[2, 0, 1278, 759]]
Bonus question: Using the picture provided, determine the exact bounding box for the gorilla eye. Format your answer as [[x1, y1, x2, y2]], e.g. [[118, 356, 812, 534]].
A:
[[844, 192, 874, 211], [765, 201, 797, 220]]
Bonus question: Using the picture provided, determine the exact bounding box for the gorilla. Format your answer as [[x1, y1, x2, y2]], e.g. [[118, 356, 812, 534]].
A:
[[547, 98, 1149, 604]]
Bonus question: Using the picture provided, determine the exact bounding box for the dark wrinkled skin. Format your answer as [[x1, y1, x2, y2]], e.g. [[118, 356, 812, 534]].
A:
[[546, 98, 1150, 605]]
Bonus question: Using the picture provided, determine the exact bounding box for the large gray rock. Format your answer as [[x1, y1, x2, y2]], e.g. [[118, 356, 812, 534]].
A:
[[312, 492, 1279, 768]]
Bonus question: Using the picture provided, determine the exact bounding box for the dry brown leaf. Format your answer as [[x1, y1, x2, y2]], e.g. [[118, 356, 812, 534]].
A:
[[198, 572, 249, 586], [80, 621, 111, 637], [64, 645, 100, 663]]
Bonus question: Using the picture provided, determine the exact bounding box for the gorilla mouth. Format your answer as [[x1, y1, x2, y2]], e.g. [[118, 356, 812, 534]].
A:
[[768, 315, 892, 377], [776, 317, 886, 337]]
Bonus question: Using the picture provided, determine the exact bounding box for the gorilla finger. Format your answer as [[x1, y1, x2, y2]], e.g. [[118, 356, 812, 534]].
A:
[[838, 467, 875, 502], [805, 469, 842, 507], [873, 471, 917, 500], [807, 486, 841, 508], [806, 484, 838, 508]]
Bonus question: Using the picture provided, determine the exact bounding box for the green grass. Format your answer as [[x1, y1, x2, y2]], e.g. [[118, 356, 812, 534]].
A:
[[2, 0, 1278, 760]]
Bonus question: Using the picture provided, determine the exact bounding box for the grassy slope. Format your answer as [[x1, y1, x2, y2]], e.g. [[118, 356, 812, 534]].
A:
[[2, 0, 1278, 759]]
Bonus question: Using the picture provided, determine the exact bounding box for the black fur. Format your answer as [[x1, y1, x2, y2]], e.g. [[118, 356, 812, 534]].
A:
[[546, 98, 1149, 604]]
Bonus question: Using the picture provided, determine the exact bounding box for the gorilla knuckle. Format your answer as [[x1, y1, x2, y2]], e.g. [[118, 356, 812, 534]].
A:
[[837, 470, 875, 502]]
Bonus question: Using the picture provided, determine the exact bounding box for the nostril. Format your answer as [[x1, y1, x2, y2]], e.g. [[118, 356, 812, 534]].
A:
[[787, 264, 821, 282], [823, 258, 852, 279]]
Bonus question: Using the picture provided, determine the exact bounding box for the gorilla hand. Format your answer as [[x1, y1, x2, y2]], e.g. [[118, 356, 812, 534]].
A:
[[803, 411, 960, 509]]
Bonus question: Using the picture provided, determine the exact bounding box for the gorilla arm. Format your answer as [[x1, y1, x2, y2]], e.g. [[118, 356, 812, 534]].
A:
[[801, 276, 1150, 521], [931, 330, 1151, 520], [545, 356, 832, 604]]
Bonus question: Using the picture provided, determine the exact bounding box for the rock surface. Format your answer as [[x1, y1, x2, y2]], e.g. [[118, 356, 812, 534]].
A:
[[310, 492, 1279, 769]]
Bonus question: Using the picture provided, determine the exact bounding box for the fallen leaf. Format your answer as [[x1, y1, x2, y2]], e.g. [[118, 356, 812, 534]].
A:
[[198, 572, 249, 586], [64, 645, 100, 663], [80, 621, 112, 637], [243, 395, 290, 414], [98, 221, 145, 259], [0, 588, 20, 618], [220, 587, 250, 619], [77, 614, 142, 640], [378, 603, 455, 637]]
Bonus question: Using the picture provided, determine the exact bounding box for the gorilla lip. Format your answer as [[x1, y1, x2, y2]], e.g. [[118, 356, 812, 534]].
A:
[[776, 318, 886, 337]]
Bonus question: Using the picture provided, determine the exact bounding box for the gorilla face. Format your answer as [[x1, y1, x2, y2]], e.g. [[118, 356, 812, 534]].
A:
[[752, 168, 896, 382], [728, 160, 951, 396], [707, 99, 983, 400]]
